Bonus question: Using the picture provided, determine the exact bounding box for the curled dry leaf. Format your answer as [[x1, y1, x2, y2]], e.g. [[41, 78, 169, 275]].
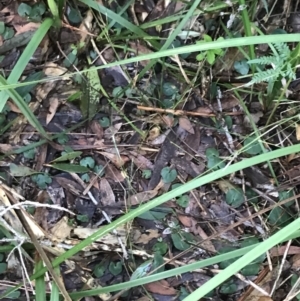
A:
[[147, 126, 160, 142], [73, 225, 127, 246], [100, 178, 115, 206], [179, 117, 195, 134], [105, 164, 125, 182], [178, 214, 215, 252], [46, 97, 59, 125], [127, 151, 154, 170], [98, 151, 129, 168], [144, 280, 177, 295], [127, 190, 158, 205], [50, 217, 73, 241], [134, 229, 160, 244]]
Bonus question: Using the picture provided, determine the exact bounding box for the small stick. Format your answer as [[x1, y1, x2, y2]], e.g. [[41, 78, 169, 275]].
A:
[[137, 105, 243, 117]]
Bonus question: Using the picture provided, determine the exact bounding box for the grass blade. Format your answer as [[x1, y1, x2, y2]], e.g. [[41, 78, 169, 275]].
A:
[[0, 18, 53, 112]]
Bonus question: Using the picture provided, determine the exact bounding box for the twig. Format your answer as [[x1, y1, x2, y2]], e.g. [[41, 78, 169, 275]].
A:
[[137, 105, 243, 117]]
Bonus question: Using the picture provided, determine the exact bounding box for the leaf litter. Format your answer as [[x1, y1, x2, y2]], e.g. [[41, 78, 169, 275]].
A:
[[1, 0, 300, 300]]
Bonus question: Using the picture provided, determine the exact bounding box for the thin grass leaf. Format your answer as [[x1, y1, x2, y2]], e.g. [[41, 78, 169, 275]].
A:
[[35, 259, 46, 301], [0, 34, 300, 93], [80, 0, 160, 49], [50, 266, 61, 301], [0, 18, 53, 112], [0, 76, 49, 138], [183, 218, 300, 301]]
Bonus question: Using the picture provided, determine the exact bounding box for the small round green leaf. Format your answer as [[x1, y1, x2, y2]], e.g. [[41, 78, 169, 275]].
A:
[[245, 188, 259, 203], [244, 136, 263, 155], [109, 261, 122, 276], [81, 173, 90, 182], [279, 190, 294, 207], [220, 279, 237, 294], [80, 157, 95, 169], [31, 174, 52, 189], [112, 86, 124, 98], [226, 188, 245, 208], [67, 6, 81, 24], [152, 241, 168, 255], [268, 207, 291, 227], [162, 82, 178, 96], [3, 27, 14, 40], [206, 148, 225, 170], [142, 169, 151, 179], [94, 165, 105, 176], [161, 167, 177, 183], [93, 263, 105, 278], [99, 117, 110, 127], [18, 3, 32, 17], [63, 49, 78, 68], [176, 195, 189, 207], [206, 51, 215, 65], [240, 263, 260, 276], [23, 148, 36, 159], [171, 233, 190, 251], [234, 59, 249, 75]]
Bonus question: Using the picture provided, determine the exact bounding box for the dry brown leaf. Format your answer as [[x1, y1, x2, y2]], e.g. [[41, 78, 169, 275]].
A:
[[98, 152, 128, 168], [147, 126, 160, 141], [0, 144, 14, 153], [106, 164, 125, 182], [179, 117, 195, 134], [161, 114, 175, 127], [78, 10, 93, 46], [13, 22, 39, 35], [100, 178, 115, 206], [178, 214, 215, 252], [46, 97, 59, 125], [128, 42, 153, 66], [50, 217, 73, 241], [134, 229, 160, 244], [127, 151, 154, 170], [270, 245, 300, 257], [43, 62, 68, 78], [127, 190, 158, 205], [144, 280, 177, 295], [73, 225, 126, 245], [296, 124, 300, 141]]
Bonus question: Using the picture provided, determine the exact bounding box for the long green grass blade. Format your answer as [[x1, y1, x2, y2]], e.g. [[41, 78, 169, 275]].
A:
[[183, 218, 300, 301], [0, 18, 53, 112], [0, 34, 300, 92], [0, 76, 49, 138]]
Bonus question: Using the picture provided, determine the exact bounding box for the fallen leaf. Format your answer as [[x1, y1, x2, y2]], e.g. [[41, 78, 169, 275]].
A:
[[179, 117, 195, 134], [98, 152, 128, 168], [100, 178, 115, 206], [127, 190, 158, 205], [134, 229, 160, 244], [145, 280, 177, 295], [296, 124, 300, 141], [46, 97, 59, 125], [50, 217, 73, 241]]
